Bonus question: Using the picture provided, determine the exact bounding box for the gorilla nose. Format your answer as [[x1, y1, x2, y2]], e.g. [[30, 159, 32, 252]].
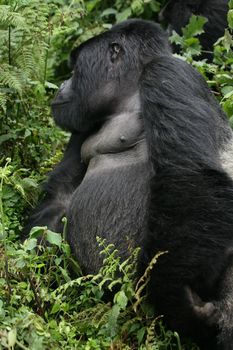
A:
[[60, 79, 71, 91]]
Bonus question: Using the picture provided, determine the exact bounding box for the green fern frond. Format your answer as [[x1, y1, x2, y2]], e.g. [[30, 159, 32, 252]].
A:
[[0, 5, 28, 29], [146, 318, 157, 347], [15, 46, 36, 76], [0, 64, 24, 95], [0, 92, 7, 113]]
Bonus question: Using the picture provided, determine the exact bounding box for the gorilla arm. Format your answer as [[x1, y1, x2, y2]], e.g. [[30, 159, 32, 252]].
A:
[[24, 133, 87, 235]]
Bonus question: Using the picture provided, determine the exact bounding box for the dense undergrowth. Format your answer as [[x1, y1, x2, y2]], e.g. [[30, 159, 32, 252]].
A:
[[0, 0, 233, 349]]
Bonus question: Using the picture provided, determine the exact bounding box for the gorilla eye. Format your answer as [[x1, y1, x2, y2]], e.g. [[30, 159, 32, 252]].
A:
[[109, 42, 122, 62]]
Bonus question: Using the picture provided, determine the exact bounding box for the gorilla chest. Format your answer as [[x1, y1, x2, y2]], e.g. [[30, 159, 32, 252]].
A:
[[67, 112, 152, 272]]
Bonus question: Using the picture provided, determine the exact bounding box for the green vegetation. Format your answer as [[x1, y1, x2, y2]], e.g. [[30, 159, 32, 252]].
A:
[[0, 0, 233, 349]]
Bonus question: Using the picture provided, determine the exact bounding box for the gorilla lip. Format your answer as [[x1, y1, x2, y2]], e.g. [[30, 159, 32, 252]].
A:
[[51, 100, 70, 106]]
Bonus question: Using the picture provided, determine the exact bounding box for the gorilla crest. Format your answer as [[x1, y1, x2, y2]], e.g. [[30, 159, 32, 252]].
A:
[[25, 19, 233, 349]]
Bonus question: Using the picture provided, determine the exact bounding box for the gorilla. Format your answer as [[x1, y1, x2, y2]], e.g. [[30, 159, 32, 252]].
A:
[[25, 19, 233, 349], [160, 0, 228, 60]]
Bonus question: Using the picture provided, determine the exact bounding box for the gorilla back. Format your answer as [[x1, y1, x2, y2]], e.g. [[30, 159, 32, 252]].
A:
[[26, 20, 233, 349]]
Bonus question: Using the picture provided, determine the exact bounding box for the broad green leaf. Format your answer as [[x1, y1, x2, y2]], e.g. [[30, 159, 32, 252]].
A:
[[46, 230, 62, 247], [114, 290, 128, 309], [23, 238, 37, 251], [29, 226, 47, 238]]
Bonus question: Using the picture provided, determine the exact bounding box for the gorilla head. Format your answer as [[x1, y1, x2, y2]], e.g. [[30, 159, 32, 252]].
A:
[[52, 20, 171, 132]]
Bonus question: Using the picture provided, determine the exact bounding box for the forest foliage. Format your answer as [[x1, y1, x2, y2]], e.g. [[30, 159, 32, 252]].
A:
[[0, 0, 233, 349]]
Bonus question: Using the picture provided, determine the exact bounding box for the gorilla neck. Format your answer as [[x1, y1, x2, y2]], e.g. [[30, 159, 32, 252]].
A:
[[81, 93, 147, 167]]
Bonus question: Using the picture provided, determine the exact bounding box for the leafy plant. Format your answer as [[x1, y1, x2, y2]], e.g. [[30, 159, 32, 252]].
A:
[[0, 1, 232, 349], [0, 234, 197, 349]]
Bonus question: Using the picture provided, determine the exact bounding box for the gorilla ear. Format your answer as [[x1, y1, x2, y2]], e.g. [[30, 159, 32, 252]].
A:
[[109, 42, 123, 62]]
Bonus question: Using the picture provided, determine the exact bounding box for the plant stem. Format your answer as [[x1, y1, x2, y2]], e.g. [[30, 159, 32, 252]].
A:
[[8, 26, 11, 65], [43, 23, 51, 84]]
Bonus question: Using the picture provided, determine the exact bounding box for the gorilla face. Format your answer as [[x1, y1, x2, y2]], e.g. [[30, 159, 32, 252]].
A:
[[52, 31, 141, 133], [51, 19, 171, 133]]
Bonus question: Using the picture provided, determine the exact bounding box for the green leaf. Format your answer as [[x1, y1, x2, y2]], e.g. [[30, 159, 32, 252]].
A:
[[0, 133, 15, 145], [221, 85, 233, 97], [101, 8, 117, 18], [114, 290, 128, 309], [29, 226, 47, 238], [86, 0, 101, 12], [8, 328, 17, 347], [44, 81, 58, 89], [131, 0, 144, 16], [149, 1, 162, 13], [222, 30, 233, 52], [137, 326, 146, 344], [182, 15, 208, 39], [51, 303, 60, 314], [21, 177, 38, 189], [46, 230, 62, 247], [23, 238, 37, 251], [116, 8, 132, 22], [228, 9, 233, 28], [222, 89, 233, 100], [169, 31, 183, 46]]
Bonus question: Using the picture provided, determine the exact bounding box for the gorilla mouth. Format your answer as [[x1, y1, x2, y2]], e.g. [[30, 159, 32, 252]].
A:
[[51, 100, 70, 106]]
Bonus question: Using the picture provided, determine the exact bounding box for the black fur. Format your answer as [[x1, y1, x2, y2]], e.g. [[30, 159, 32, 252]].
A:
[[25, 19, 233, 349], [160, 0, 228, 60]]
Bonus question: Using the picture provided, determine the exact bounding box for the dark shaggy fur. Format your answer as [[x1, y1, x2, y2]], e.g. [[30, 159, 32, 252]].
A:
[[25, 19, 233, 349]]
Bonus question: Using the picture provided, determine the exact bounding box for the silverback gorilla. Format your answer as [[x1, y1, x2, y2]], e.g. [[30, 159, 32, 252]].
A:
[[25, 20, 233, 349], [160, 0, 228, 60]]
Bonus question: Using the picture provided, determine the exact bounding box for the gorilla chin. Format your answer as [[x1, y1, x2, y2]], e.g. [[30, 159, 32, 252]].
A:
[[25, 19, 233, 349]]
